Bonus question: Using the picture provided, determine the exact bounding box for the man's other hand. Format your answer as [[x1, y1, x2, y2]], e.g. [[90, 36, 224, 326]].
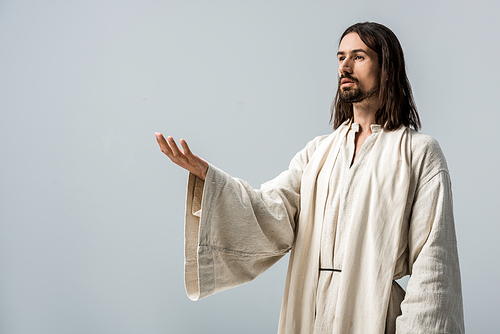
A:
[[155, 132, 209, 181]]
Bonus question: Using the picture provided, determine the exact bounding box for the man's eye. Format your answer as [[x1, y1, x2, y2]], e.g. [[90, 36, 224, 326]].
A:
[[339, 57, 345, 61], [354, 55, 364, 60]]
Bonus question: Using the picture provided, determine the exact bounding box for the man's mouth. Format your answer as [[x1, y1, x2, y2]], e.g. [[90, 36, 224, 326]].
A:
[[341, 77, 355, 85], [340, 78, 355, 87]]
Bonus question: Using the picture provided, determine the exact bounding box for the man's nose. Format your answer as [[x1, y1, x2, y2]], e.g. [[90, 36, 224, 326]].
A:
[[339, 58, 352, 75]]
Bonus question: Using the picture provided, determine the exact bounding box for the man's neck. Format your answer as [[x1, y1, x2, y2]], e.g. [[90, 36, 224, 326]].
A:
[[352, 97, 380, 134]]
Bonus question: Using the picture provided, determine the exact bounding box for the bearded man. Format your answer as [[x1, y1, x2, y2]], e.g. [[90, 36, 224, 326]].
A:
[[155, 22, 465, 334]]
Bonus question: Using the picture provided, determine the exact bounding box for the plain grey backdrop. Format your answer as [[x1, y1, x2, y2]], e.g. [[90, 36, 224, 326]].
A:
[[1, 0, 499, 333]]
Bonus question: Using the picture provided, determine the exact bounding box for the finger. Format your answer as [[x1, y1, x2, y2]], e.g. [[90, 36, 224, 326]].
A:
[[179, 139, 193, 157], [155, 132, 163, 142], [167, 136, 183, 157], [155, 133, 173, 156], [155, 132, 167, 146]]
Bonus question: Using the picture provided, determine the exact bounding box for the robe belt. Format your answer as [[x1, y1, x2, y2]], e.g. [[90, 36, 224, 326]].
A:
[[318, 268, 400, 284], [319, 268, 341, 272]]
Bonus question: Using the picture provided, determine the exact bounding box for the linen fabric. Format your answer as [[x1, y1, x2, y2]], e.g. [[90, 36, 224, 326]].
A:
[[183, 122, 464, 333]]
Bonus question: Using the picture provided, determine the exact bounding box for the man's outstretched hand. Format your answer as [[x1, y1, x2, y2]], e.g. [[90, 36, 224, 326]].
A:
[[155, 132, 209, 181]]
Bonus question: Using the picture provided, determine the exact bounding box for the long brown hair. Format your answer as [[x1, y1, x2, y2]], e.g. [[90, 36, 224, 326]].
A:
[[331, 22, 421, 131]]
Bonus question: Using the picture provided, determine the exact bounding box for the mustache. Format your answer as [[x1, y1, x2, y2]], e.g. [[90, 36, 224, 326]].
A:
[[339, 73, 358, 82]]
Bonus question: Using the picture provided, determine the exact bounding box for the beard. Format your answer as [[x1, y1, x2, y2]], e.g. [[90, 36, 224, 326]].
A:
[[338, 75, 379, 103]]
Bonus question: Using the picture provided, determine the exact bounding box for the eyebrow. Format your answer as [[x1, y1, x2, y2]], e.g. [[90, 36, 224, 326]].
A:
[[337, 49, 369, 56]]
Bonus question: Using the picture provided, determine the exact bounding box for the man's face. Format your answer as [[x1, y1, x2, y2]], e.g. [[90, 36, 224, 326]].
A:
[[337, 32, 380, 103]]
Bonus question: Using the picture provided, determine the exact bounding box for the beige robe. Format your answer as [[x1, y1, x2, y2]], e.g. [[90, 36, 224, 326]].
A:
[[184, 122, 465, 333]]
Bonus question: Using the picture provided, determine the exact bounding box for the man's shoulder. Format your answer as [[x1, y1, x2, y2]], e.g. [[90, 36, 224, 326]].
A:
[[289, 131, 341, 170], [291, 134, 330, 166], [409, 130, 446, 160], [305, 134, 331, 151], [409, 129, 440, 150], [408, 129, 450, 181], [304, 123, 350, 152]]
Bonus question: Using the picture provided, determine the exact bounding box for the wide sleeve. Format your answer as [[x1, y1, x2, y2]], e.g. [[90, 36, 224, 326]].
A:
[[184, 136, 327, 301], [395, 170, 465, 333]]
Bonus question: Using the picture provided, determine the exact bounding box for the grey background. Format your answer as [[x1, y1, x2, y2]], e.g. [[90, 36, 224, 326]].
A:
[[1, 0, 498, 333]]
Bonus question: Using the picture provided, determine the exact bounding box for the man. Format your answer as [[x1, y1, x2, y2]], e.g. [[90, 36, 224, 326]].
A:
[[155, 22, 465, 334]]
